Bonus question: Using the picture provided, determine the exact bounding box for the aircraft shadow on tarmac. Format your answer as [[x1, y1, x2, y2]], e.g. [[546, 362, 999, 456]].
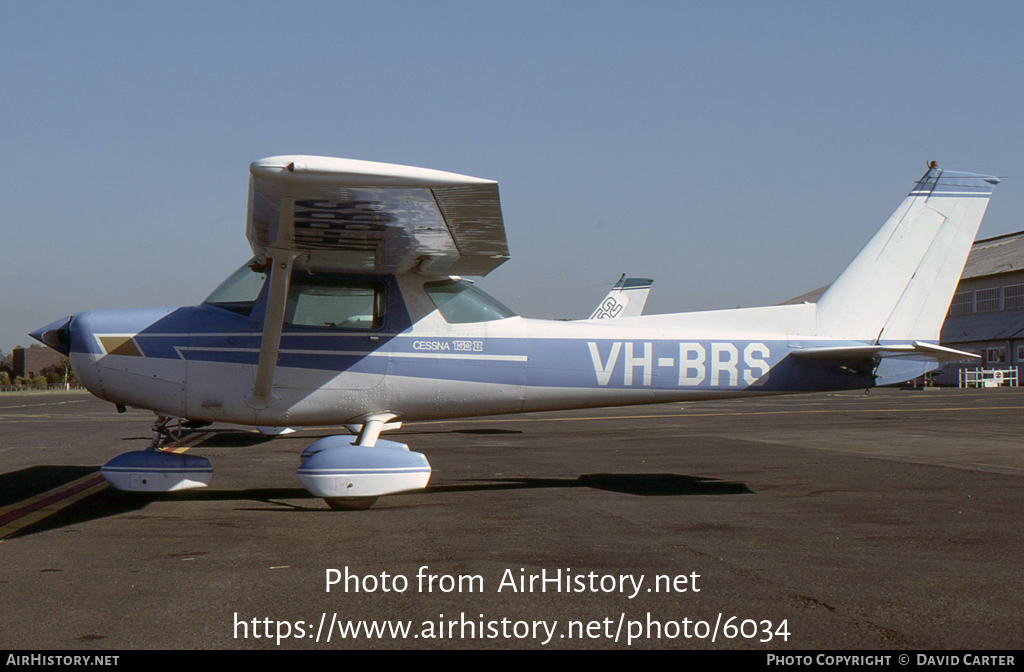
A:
[[118, 429, 277, 449], [1, 466, 751, 540]]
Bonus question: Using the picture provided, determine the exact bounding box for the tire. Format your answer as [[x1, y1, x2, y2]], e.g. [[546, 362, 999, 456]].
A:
[[324, 497, 378, 511]]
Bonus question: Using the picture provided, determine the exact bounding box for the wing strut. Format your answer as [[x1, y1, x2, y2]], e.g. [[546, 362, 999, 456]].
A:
[[246, 249, 300, 409]]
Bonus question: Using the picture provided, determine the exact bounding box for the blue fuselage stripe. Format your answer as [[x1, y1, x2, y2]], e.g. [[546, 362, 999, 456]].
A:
[[88, 328, 930, 393]]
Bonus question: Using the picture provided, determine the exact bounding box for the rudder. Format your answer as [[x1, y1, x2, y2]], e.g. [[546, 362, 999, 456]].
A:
[[816, 165, 999, 342]]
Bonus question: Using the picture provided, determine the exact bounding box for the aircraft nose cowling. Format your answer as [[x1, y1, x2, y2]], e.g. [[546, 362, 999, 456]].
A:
[[55, 310, 107, 401], [29, 316, 73, 356], [58, 306, 191, 413]]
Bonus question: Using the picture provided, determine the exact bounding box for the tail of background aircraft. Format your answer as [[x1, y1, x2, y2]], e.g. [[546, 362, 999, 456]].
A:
[[589, 275, 654, 319], [816, 164, 1000, 343]]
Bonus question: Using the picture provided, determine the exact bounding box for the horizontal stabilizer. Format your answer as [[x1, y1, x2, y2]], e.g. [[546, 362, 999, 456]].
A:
[[910, 341, 981, 362], [790, 342, 979, 362]]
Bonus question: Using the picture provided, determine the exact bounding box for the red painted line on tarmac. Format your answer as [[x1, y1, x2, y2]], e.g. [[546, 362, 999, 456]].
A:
[[0, 430, 215, 537], [0, 474, 106, 527]]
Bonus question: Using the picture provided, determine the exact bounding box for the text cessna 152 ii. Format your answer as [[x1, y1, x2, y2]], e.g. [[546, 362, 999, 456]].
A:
[[32, 156, 999, 509]]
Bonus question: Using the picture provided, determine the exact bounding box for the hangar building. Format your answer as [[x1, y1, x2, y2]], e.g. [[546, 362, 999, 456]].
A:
[[782, 230, 1024, 385], [936, 230, 1024, 382]]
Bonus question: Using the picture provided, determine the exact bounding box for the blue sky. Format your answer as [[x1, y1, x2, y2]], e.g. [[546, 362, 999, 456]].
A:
[[2, 1, 1022, 350]]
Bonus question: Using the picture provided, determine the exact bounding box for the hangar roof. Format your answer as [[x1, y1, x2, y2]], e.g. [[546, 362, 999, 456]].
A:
[[941, 307, 1024, 344], [961, 230, 1024, 279], [779, 230, 1024, 306]]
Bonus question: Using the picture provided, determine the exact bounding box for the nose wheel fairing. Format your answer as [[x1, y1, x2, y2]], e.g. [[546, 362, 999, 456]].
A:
[[100, 450, 213, 492]]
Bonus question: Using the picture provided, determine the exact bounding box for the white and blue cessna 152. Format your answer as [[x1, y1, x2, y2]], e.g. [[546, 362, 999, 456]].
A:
[[31, 156, 999, 509]]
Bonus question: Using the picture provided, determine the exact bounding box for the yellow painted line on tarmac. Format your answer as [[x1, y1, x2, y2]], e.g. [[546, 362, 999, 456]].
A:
[[0, 473, 109, 541], [0, 472, 104, 521], [0, 430, 212, 540], [158, 430, 211, 453]]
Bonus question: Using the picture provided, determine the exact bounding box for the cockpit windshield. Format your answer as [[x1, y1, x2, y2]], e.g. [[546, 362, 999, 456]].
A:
[[424, 279, 516, 323], [203, 261, 267, 316]]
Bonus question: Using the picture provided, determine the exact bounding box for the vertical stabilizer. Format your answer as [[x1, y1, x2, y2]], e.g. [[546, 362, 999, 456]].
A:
[[589, 275, 654, 319], [816, 166, 999, 342]]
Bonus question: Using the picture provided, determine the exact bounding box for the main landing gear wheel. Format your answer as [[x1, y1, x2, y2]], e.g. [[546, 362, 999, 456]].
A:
[[324, 497, 378, 511], [296, 434, 431, 510]]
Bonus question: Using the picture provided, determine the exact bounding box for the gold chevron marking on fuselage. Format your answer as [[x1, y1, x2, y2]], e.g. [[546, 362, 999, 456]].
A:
[[98, 336, 142, 357]]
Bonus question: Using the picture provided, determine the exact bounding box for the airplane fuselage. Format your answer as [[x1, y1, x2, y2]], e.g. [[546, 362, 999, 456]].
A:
[[62, 272, 930, 427]]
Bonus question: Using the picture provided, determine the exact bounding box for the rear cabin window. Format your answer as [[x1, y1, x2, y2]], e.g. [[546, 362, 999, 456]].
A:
[[284, 278, 383, 330], [424, 279, 516, 324]]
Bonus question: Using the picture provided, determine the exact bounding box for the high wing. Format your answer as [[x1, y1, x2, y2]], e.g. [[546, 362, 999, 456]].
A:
[[247, 155, 509, 276], [245, 156, 510, 408]]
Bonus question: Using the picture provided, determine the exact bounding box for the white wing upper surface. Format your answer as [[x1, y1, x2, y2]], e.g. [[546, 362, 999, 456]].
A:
[[247, 155, 510, 276]]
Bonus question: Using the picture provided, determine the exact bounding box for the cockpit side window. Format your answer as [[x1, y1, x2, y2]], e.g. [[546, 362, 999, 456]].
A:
[[424, 279, 516, 324], [284, 278, 383, 330], [203, 261, 268, 316]]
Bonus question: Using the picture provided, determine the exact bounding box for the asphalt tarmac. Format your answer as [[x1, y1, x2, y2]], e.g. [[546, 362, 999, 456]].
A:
[[0, 387, 1021, 650]]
